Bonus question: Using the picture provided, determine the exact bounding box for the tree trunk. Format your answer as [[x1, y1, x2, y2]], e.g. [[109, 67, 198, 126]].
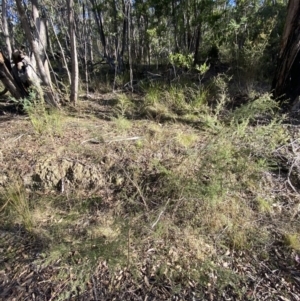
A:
[[83, 0, 89, 96], [272, 0, 300, 107], [31, 0, 53, 88], [0, 52, 25, 99], [2, 0, 12, 60], [90, 0, 107, 57], [49, 16, 71, 85], [127, 0, 133, 91], [120, 0, 128, 58], [15, 0, 59, 107], [86, 4, 94, 64], [172, 0, 179, 52], [68, 0, 79, 104], [193, 24, 202, 66]]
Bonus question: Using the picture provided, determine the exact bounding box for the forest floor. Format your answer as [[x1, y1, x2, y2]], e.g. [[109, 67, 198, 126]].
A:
[[0, 87, 300, 300]]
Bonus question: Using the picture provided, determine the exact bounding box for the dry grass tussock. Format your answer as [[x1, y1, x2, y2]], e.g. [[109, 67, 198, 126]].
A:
[[0, 86, 300, 300]]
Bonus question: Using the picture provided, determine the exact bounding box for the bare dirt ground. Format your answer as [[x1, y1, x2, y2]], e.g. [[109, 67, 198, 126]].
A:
[[0, 94, 300, 300]]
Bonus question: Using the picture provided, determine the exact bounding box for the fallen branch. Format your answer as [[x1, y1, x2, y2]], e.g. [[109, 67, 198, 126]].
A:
[[81, 136, 143, 145], [106, 136, 142, 143]]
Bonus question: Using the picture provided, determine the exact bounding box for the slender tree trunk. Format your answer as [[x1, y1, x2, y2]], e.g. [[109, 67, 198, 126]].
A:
[[31, 0, 52, 86], [112, 0, 119, 62], [120, 0, 128, 58], [87, 4, 94, 64], [193, 24, 202, 66], [272, 0, 300, 107], [2, 0, 12, 60], [83, 1, 89, 96], [0, 52, 24, 99], [90, 0, 107, 57], [67, 0, 79, 104], [49, 16, 71, 85], [128, 0, 133, 91], [172, 0, 179, 52]]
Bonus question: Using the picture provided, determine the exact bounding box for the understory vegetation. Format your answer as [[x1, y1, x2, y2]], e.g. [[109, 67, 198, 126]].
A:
[[1, 75, 300, 299], [1, 0, 300, 299]]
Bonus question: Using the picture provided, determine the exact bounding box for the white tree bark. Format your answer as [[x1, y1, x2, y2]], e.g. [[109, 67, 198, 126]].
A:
[[15, 0, 59, 107], [2, 0, 12, 60]]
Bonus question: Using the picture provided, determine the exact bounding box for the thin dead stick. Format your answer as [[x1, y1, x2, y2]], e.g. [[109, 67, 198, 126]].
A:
[[107, 136, 142, 143], [287, 158, 299, 193], [274, 139, 299, 152], [11, 134, 25, 143], [151, 199, 170, 228], [0, 200, 9, 212], [81, 136, 143, 144], [123, 169, 149, 211], [81, 138, 104, 144], [127, 221, 131, 268]]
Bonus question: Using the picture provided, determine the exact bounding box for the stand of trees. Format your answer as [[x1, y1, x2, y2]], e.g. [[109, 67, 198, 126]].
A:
[[1, 0, 299, 110]]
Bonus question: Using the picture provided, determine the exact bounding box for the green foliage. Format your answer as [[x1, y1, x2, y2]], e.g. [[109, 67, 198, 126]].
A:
[[176, 131, 198, 148], [114, 93, 134, 117], [137, 80, 287, 251], [23, 91, 64, 136], [195, 62, 210, 76], [141, 83, 210, 122], [169, 53, 194, 69], [3, 181, 34, 231], [196, 0, 285, 84], [112, 116, 132, 131], [144, 83, 162, 106], [284, 233, 300, 251], [230, 93, 280, 123], [256, 197, 272, 213]]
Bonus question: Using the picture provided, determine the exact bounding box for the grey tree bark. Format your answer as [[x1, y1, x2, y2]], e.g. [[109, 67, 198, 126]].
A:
[[49, 15, 71, 85], [67, 0, 79, 104], [90, 0, 107, 57], [0, 52, 24, 99], [2, 0, 12, 60], [272, 0, 300, 108], [15, 0, 59, 107]]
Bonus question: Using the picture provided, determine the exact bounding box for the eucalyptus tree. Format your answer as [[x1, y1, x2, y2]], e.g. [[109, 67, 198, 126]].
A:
[[15, 0, 60, 106], [0, 0, 61, 105], [67, 0, 79, 103], [272, 0, 300, 108], [90, 0, 107, 57], [0, 0, 12, 95], [47, 5, 71, 85], [2, 0, 12, 60], [89, 0, 130, 70], [133, 0, 151, 64]]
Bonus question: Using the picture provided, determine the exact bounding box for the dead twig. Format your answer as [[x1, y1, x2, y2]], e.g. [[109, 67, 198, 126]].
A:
[[151, 199, 170, 229], [11, 134, 25, 143], [106, 136, 143, 144], [287, 158, 299, 193], [123, 169, 149, 211], [81, 136, 143, 144]]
